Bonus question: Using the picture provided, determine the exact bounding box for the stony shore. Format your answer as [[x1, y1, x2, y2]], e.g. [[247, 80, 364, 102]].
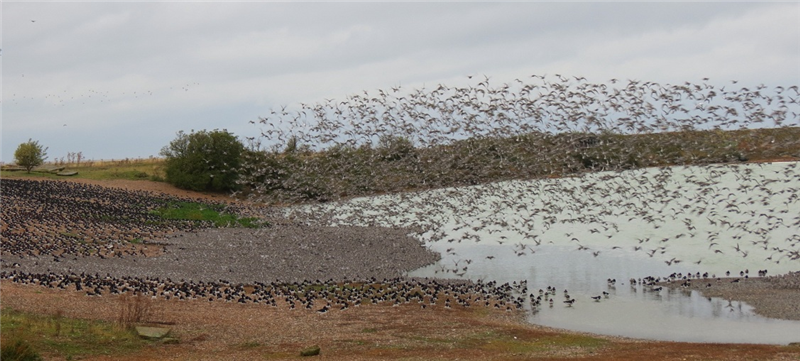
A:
[[3, 224, 440, 284], [5, 178, 800, 359], [6, 213, 799, 323], [659, 272, 800, 321]]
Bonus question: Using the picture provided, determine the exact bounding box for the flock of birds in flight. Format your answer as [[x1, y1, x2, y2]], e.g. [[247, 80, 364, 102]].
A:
[[2, 74, 799, 316], [252, 74, 797, 150], [4, 17, 200, 111], [7, 82, 202, 109], [0, 178, 622, 313], [6, 11, 799, 316], [246, 74, 799, 276]]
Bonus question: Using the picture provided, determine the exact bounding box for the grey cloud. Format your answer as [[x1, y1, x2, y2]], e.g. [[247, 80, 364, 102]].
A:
[[2, 2, 797, 163]]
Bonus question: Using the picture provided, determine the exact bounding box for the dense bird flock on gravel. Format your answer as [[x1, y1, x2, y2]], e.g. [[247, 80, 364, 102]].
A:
[[2, 75, 799, 315], [0, 179, 248, 258], [0, 179, 517, 310], [0, 271, 525, 313]]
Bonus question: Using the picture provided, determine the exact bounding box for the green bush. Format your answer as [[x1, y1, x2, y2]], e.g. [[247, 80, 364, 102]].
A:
[[13, 139, 48, 173], [1, 339, 43, 361], [160, 129, 245, 192]]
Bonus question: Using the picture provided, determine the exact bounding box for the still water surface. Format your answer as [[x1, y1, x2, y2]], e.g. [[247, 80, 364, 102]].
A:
[[292, 162, 800, 344], [409, 243, 800, 344]]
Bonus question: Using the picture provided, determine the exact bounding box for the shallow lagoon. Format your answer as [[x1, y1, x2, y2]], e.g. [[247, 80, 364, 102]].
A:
[[409, 243, 800, 344], [290, 161, 800, 344]]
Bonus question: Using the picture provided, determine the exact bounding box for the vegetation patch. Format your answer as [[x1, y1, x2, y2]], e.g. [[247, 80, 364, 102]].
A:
[[149, 201, 266, 228], [541, 333, 610, 348], [0, 159, 165, 181], [1, 338, 42, 361], [160, 129, 245, 192], [1, 308, 148, 360], [448, 329, 608, 356]]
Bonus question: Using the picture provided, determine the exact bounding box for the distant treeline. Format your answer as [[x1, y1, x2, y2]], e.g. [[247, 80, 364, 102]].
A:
[[237, 127, 800, 204]]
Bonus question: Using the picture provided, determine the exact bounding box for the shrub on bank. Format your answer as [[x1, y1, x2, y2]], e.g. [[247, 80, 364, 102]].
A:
[[160, 129, 245, 192]]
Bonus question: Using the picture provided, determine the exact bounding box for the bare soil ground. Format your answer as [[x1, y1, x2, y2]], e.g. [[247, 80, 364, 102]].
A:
[[3, 281, 800, 361]]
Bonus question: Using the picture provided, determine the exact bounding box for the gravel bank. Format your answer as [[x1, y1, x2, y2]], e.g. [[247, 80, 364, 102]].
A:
[[660, 272, 800, 321], [3, 224, 440, 284]]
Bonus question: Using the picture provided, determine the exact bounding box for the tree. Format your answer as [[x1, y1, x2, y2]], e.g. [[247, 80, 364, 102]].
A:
[[14, 139, 48, 173], [160, 129, 245, 192]]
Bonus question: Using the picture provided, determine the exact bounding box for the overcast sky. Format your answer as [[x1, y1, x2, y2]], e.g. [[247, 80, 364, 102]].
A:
[[2, 2, 799, 164]]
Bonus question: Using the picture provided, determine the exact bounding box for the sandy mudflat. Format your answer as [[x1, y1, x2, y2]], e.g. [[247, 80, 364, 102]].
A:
[[660, 272, 800, 321]]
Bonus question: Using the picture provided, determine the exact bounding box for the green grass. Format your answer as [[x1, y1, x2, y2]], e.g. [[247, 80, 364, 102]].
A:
[[377, 327, 609, 357], [1, 308, 148, 360], [1, 338, 42, 361], [1, 159, 165, 181], [456, 330, 608, 355], [149, 201, 266, 228]]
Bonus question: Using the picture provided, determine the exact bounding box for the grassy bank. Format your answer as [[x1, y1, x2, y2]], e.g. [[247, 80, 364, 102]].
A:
[[0, 158, 165, 182], [1, 308, 149, 360]]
